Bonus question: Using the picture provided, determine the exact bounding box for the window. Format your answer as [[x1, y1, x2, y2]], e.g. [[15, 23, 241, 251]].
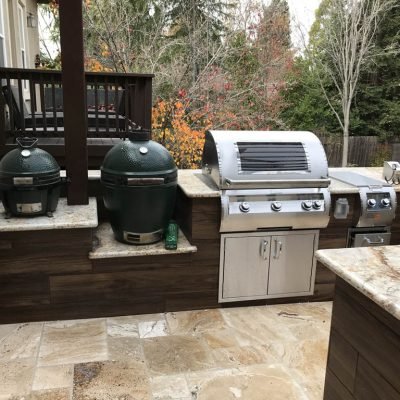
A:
[[0, 0, 7, 67], [17, 4, 27, 69], [18, 3, 27, 89]]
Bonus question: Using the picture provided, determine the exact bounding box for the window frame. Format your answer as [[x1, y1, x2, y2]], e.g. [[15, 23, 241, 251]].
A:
[[0, 0, 7, 67]]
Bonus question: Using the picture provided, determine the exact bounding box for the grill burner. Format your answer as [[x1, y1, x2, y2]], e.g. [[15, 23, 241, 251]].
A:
[[329, 170, 397, 228], [329, 170, 397, 248]]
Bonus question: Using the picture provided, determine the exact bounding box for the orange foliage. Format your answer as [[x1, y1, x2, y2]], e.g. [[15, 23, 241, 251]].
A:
[[84, 57, 112, 73], [152, 98, 211, 169]]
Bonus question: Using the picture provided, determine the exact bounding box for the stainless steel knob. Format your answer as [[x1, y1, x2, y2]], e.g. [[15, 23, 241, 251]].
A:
[[302, 200, 313, 211], [271, 201, 282, 211], [381, 198, 391, 207], [367, 199, 377, 207], [239, 202, 250, 213], [313, 200, 323, 210]]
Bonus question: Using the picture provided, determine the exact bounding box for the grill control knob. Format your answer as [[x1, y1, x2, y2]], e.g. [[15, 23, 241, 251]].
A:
[[381, 198, 391, 208], [313, 200, 323, 210], [239, 202, 250, 213], [271, 201, 282, 212], [302, 201, 313, 211], [367, 199, 377, 208]]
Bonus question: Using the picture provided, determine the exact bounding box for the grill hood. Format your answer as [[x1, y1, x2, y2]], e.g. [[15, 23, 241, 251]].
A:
[[202, 130, 329, 190]]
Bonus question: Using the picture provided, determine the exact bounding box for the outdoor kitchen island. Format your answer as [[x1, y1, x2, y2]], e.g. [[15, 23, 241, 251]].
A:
[[0, 166, 399, 324], [177, 167, 400, 305], [316, 245, 400, 400]]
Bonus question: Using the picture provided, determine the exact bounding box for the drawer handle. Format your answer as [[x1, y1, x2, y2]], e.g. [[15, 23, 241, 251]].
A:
[[363, 237, 385, 245]]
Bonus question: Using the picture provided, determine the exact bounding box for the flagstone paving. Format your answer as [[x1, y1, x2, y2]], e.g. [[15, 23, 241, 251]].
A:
[[0, 301, 332, 400]]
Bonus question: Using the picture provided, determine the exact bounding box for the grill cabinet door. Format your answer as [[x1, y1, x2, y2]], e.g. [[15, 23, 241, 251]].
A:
[[222, 236, 270, 300], [268, 233, 316, 296]]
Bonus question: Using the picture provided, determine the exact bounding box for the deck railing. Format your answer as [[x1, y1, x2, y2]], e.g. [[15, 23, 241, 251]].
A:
[[0, 67, 153, 166]]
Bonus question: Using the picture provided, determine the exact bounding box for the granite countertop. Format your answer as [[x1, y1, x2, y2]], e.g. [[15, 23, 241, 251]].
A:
[[316, 246, 400, 320], [61, 167, 399, 198], [177, 169, 220, 198], [177, 167, 399, 198], [0, 198, 98, 232], [89, 223, 197, 259]]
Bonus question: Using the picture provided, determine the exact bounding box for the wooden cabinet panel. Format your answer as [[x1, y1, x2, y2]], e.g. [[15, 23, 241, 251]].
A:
[[0, 274, 50, 307], [191, 198, 220, 240], [324, 278, 400, 399], [324, 368, 356, 400], [0, 229, 93, 275], [354, 356, 400, 400], [333, 284, 400, 393], [326, 328, 358, 392]]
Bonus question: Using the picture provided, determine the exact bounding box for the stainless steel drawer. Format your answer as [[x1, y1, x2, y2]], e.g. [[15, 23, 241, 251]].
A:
[[352, 232, 391, 247]]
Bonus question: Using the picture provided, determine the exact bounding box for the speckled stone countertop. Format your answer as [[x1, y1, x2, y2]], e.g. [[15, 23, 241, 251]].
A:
[[178, 169, 220, 198], [0, 197, 98, 232], [89, 223, 197, 259], [316, 246, 400, 320], [177, 167, 399, 198]]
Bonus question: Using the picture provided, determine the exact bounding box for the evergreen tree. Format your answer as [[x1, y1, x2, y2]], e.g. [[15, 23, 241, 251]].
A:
[[280, 57, 341, 136], [352, 4, 400, 140]]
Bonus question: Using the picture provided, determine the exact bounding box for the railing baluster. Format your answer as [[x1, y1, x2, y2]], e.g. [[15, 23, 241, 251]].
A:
[[17, 75, 25, 133], [94, 76, 99, 137], [114, 79, 120, 138], [50, 75, 57, 136], [124, 81, 129, 134], [6, 76, 15, 138], [39, 74, 47, 136], [29, 73, 37, 136], [105, 76, 109, 137]]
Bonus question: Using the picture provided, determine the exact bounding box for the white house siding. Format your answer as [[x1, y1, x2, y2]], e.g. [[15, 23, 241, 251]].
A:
[[1, 0, 39, 69]]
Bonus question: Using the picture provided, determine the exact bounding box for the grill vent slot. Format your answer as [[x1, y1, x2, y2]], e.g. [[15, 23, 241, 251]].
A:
[[237, 142, 309, 172]]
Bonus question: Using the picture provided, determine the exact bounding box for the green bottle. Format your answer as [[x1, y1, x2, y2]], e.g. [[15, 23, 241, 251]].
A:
[[165, 221, 178, 250]]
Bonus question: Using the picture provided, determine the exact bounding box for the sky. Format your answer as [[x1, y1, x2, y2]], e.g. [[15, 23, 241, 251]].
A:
[[287, 0, 322, 48], [39, 0, 323, 57]]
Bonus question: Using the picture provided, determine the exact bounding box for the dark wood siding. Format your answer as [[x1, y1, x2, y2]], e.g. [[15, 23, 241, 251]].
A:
[[324, 278, 400, 399]]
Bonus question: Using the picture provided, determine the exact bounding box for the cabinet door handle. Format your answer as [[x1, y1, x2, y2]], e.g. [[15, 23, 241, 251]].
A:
[[363, 236, 385, 245], [260, 240, 268, 260], [274, 239, 283, 259]]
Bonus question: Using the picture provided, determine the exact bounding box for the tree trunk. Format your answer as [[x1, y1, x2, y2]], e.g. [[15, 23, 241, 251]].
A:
[[342, 119, 349, 167]]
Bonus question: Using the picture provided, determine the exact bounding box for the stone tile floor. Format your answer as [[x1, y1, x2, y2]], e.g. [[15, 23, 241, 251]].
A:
[[0, 301, 332, 400]]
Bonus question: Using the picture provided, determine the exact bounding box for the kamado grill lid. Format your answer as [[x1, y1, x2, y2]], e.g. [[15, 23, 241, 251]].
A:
[[101, 129, 177, 186], [0, 137, 60, 188]]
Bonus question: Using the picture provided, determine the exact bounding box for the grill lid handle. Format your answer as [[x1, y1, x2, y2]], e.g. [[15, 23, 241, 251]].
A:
[[224, 178, 330, 189], [126, 177, 165, 186]]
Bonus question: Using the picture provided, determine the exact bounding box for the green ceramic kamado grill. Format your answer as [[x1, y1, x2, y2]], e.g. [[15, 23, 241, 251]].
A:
[[101, 129, 177, 245], [0, 137, 61, 218]]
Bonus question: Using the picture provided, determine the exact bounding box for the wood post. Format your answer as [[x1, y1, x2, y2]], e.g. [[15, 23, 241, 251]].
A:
[[59, 0, 88, 205]]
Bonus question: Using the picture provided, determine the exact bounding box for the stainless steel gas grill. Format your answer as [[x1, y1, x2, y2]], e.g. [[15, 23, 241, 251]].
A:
[[202, 130, 331, 303], [329, 170, 397, 247]]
